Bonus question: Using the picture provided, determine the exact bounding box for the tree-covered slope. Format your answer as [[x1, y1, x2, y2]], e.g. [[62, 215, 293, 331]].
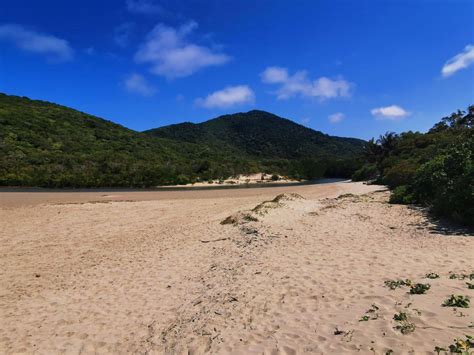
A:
[[146, 110, 365, 159], [0, 93, 366, 187], [0, 93, 228, 187]]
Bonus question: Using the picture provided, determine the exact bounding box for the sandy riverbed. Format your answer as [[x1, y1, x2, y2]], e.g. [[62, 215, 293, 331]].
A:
[[0, 181, 473, 354]]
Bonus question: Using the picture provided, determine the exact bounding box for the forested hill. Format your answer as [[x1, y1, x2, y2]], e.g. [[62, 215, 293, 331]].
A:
[[0, 93, 365, 187], [145, 110, 365, 159]]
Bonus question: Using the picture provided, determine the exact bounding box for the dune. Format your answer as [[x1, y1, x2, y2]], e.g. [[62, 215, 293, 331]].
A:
[[0, 181, 472, 354]]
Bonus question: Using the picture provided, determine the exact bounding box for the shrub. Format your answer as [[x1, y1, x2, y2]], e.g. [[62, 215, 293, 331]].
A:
[[175, 174, 191, 185], [352, 164, 377, 181], [383, 161, 418, 189], [271, 174, 279, 181], [413, 140, 474, 225], [389, 185, 415, 204]]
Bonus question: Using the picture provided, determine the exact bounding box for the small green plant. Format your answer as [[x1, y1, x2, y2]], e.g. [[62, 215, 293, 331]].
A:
[[395, 320, 416, 334], [425, 272, 440, 279], [359, 304, 379, 321], [385, 350, 394, 355], [409, 283, 431, 294], [442, 295, 470, 308], [384, 279, 412, 290], [467, 282, 474, 290], [435, 335, 473, 354], [393, 311, 415, 334], [393, 311, 408, 321], [450, 273, 470, 280]]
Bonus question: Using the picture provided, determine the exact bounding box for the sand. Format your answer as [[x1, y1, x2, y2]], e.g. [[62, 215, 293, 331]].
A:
[[0, 181, 473, 354], [164, 173, 300, 188]]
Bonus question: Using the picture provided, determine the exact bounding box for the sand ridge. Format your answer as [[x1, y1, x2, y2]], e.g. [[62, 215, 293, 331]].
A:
[[0, 182, 473, 354]]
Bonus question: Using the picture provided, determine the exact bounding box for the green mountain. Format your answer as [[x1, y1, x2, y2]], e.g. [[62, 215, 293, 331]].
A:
[[145, 110, 365, 160], [0, 93, 365, 187]]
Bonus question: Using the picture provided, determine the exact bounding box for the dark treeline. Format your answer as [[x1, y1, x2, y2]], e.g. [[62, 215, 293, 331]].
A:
[[353, 105, 473, 226], [0, 94, 365, 188]]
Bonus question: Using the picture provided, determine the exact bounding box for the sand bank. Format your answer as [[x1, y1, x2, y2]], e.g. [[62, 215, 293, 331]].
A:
[[0, 182, 472, 354]]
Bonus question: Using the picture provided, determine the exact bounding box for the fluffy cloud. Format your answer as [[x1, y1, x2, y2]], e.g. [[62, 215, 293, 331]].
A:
[[124, 73, 156, 96], [371, 105, 410, 120], [196, 85, 255, 109], [135, 21, 231, 78], [261, 66, 352, 100], [0, 24, 73, 62], [261, 66, 289, 84], [126, 0, 163, 14], [441, 44, 474, 77], [328, 112, 345, 123]]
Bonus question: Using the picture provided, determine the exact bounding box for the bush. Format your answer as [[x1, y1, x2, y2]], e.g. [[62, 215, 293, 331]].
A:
[[383, 161, 418, 189], [352, 164, 377, 181], [175, 174, 191, 185], [389, 185, 415, 204], [413, 139, 474, 225], [271, 174, 279, 181]]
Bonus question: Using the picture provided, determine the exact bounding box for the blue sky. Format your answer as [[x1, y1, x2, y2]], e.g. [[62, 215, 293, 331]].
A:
[[1, 0, 473, 139]]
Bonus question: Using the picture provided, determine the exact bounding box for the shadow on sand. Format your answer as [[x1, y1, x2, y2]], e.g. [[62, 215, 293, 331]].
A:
[[407, 205, 474, 237]]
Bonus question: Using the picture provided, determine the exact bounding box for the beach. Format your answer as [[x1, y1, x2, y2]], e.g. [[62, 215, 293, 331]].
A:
[[1, 181, 473, 354]]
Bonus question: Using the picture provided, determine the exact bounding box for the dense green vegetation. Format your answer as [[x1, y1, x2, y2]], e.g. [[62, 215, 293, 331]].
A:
[[353, 105, 473, 225], [146, 110, 366, 180], [0, 93, 365, 187], [146, 110, 364, 159]]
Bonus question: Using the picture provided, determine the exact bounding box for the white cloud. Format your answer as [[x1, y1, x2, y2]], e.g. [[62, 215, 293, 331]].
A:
[[0, 24, 73, 62], [126, 0, 163, 14], [261, 66, 289, 83], [441, 44, 474, 77], [196, 85, 255, 109], [135, 21, 231, 78], [124, 73, 156, 96], [261, 66, 352, 100], [371, 105, 410, 120], [329, 112, 345, 123], [114, 22, 134, 48]]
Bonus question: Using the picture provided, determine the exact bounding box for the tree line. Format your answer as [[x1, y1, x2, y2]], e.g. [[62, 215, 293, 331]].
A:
[[353, 105, 473, 226]]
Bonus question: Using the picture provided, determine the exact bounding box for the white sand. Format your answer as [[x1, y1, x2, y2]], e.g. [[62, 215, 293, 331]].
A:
[[0, 181, 473, 354]]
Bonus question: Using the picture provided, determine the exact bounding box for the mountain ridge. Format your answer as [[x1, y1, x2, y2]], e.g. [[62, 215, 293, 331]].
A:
[[145, 109, 365, 160]]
